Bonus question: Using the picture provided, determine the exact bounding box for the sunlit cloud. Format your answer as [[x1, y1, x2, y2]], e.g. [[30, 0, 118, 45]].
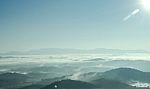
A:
[[123, 9, 140, 21]]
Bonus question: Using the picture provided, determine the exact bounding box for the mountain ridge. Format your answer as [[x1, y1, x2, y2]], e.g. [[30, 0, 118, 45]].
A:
[[1, 48, 149, 55]]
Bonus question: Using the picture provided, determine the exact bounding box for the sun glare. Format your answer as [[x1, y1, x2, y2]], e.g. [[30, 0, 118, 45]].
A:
[[142, 0, 150, 10]]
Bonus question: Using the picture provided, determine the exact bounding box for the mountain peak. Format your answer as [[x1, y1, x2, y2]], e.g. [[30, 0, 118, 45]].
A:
[[102, 68, 150, 83], [41, 79, 96, 89]]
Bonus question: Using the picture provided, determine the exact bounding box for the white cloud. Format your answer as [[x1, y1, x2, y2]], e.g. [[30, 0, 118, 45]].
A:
[[123, 9, 140, 21]]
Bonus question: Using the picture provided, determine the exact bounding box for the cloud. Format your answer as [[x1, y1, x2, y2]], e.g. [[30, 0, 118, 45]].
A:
[[68, 72, 82, 80], [123, 9, 140, 21]]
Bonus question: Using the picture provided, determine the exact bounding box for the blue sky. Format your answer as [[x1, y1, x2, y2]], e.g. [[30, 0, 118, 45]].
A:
[[0, 0, 150, 52]]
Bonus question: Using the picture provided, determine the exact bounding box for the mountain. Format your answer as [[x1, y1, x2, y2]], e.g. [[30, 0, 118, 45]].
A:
[[61, 68, 150, 84], [0, 72, 31, 89], [67, 68, 150, 84], [0, 72, 29, 79], [1, 48, 150, 55], [91, 78, 133, 89], [18, 84, 44, 89], [103, 60, 150, 72], [91, 78, 150, 89], [101, 68, 150, 83], [41, 79, 149, 89], [18, 68, 150, 89], [41, 79, 96, 89]]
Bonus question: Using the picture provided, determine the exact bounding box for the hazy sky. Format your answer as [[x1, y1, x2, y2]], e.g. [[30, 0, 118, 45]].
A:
[[0, 0, 150, 52]]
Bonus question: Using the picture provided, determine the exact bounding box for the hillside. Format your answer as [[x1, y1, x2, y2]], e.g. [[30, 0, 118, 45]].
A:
[[41, 79, 96, 89], [101, 68, 150, 83], [0, 72, 30, 88]]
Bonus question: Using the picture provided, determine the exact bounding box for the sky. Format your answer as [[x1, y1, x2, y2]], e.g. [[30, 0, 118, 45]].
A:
[[0, 0, 150, 52]]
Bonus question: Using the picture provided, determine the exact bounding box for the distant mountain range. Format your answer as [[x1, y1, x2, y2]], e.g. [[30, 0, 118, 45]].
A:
[[1, 48, 150, 55], [67, 68, 150, 84], [1, 67, 150, 89], [40, 68, 150, 89]]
